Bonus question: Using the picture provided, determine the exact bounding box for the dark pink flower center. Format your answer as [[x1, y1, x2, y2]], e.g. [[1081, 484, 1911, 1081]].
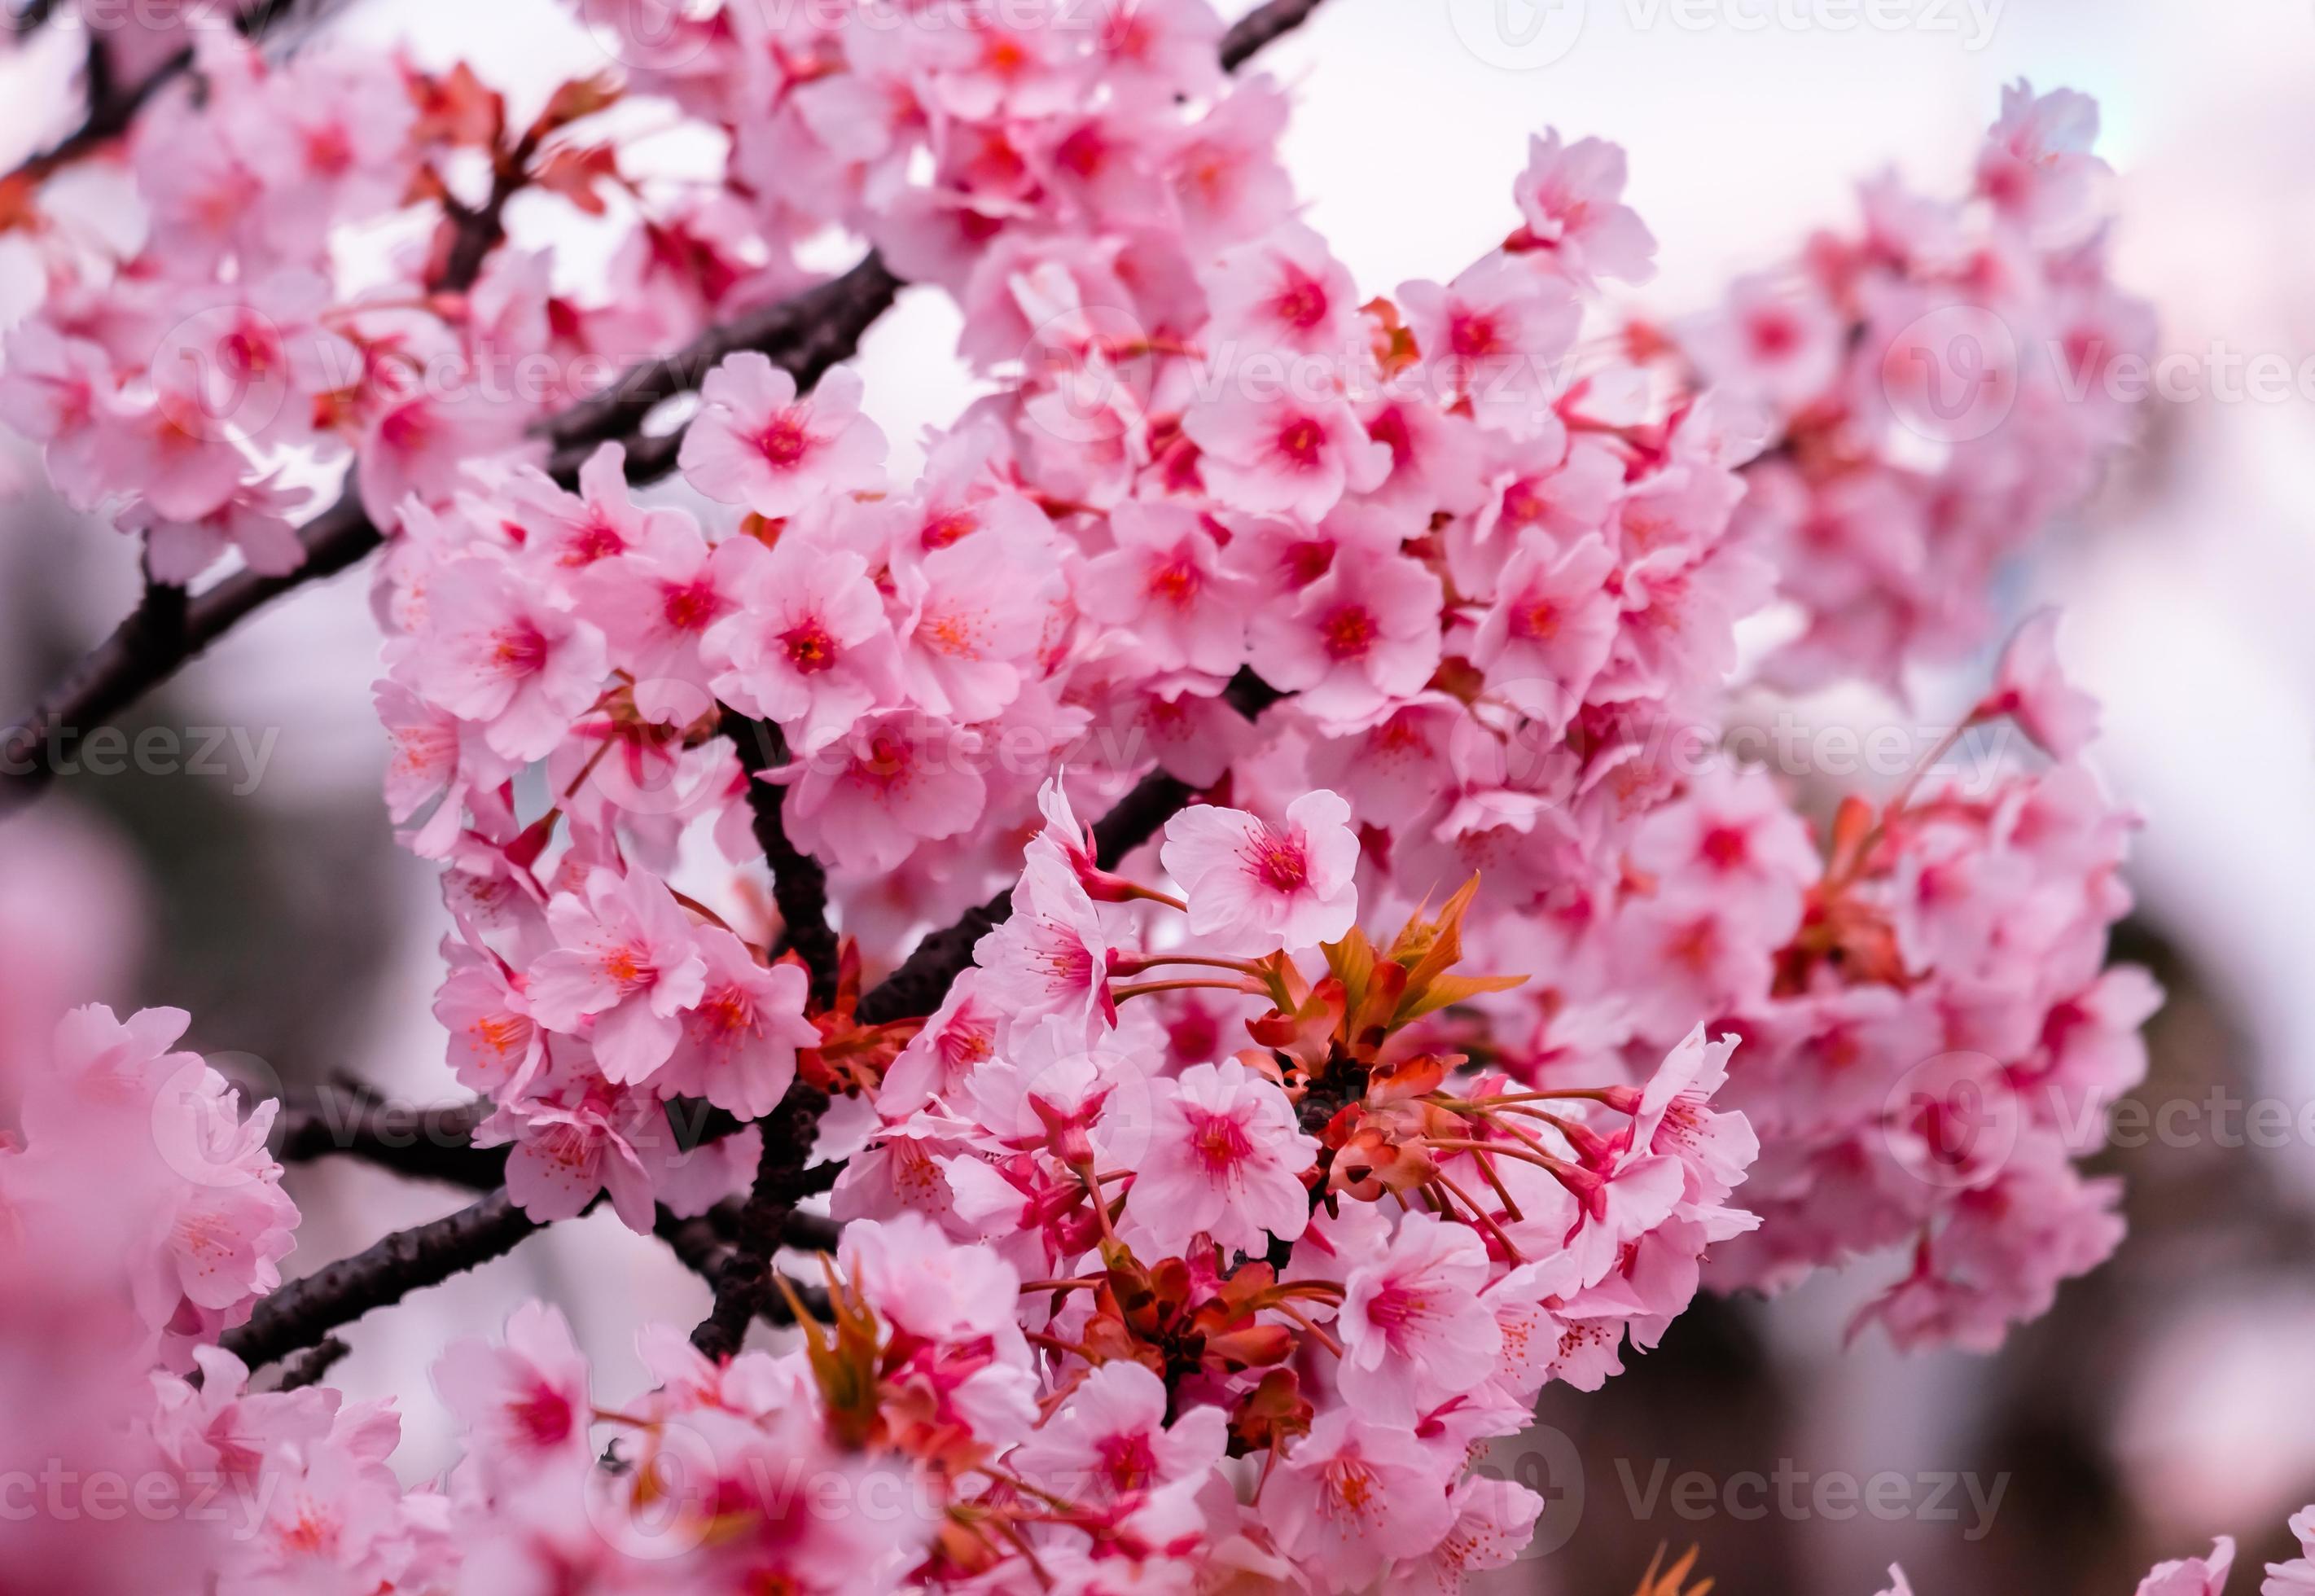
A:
[[756, 412, 811, 467], [1319, 605, 1376, 660], [1249, 831, 1309, 892], [783, 619, 839, 673]]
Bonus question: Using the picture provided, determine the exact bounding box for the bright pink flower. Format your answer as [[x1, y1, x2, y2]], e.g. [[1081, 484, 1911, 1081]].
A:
[[890, 533, 1056, 721], [1161, 791, 1360, 951], [654, 928, 819, 1118], [841, 1212, 1023, 1346], [1514, 129, 1658, 287], [1182, 387, 1390, 522], [1469, 532, 1620, 727], [357, 387, 535, 527], [1204, 221, 1361, 357], [678, 355, 888, 517], [116, 473, 309, 584], [1247, 550, 1444, 725], [1625, 1027, 1756, 1209], [1685, 272, 1843, 414], [2134, 1538, 2235, 1596], [95, 389, 248, 523], [433, 932, 545, 1100], [1400, 256, 1579, 438], [1381, 1475, 1547, 1596], [704, 534, 898, 755], [1077, 502, 1254, 678], [412, 555, 610, 762], [2263, 1510, 2315, 1594], [1168, 78, 1294, 248], [1977, 80, 2108, 237], [774, 711, 989, 874], [433, 1301, 593, 1479], [524, 869, 709, 1084], [575, 506, 740, 723], [975, 848, 1117, 1038], [1339, 1212, 1502, 1419], [1975, 607, 2100, 759], [1011, 1361, 1226, 1508], [485, 1080, 720, 1234], [1262, 1410, 1459, 1594], [1628, 765, 1818, 934], [1128, 1059, 1318, 1258], [0, 321, 112, 507]]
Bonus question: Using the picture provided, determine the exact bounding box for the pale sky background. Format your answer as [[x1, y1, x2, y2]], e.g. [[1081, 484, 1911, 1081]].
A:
[[7, 0, 2315, 1579]]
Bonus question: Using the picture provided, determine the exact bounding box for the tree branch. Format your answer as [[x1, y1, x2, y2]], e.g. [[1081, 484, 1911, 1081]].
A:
[[221, 1187, 546, 1374], [274, 1089, 502, 1191], [720, 712, 838, 1010], [1221, 0, 1328, 71], [691, 1081, 832, 1361]]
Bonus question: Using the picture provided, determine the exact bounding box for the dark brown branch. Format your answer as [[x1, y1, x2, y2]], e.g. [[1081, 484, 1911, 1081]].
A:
[[721, 712, 839, 1011], [274, 1336, 350, 1392], [546, 252, 905, 465], [221, 1188, 546, 1373], [274, 1090, 502, 1190], [692, 1081, 832, 1360], [1221, 0, 1328, 71]]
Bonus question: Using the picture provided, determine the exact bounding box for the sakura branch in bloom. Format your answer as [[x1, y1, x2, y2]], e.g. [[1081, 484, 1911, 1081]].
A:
[[0, 0, 2282, 1589]]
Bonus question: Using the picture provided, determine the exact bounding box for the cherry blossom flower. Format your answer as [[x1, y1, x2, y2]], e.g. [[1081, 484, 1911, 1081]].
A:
[[2263, 1509, 2315, 1594], [1077, 502, 1255, 678], [2134, 1538, 2235, 1596], [1975, 607, 2100, 759], [1161, 791, 1360, 950], [524, 869, 709, 1084], [1246, 548, 1445, 725], [774, 711, 989, 874], [1204, 221, 1361, 357], [1182, 387, 1390, 522], [678, 355, 888, 516], [1381, 1475, 1549, 1596], [1339, 1212, 1502, 1419], [975, 848, 1117, 1038], [1127, 1059, 1318, 1258], [412, 555, 611, 762], [1261, 1410, 1460, 1593], [1010, 1360, 1226, 1508], [1514, 129, 1658, 287], [433, 1302, 593, 1481], [653, 928, 819, 1117], [704, 533, 899, 754], [1468, 532, 1620, 727]]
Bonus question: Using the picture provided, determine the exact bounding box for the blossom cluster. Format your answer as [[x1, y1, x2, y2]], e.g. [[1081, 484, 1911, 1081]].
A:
[[0, 0, 2180, 1588], [1677, 83, 2156, 691]]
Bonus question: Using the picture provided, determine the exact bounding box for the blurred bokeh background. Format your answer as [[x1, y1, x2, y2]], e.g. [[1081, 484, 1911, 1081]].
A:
[[2, 1, 2308, 1590]]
